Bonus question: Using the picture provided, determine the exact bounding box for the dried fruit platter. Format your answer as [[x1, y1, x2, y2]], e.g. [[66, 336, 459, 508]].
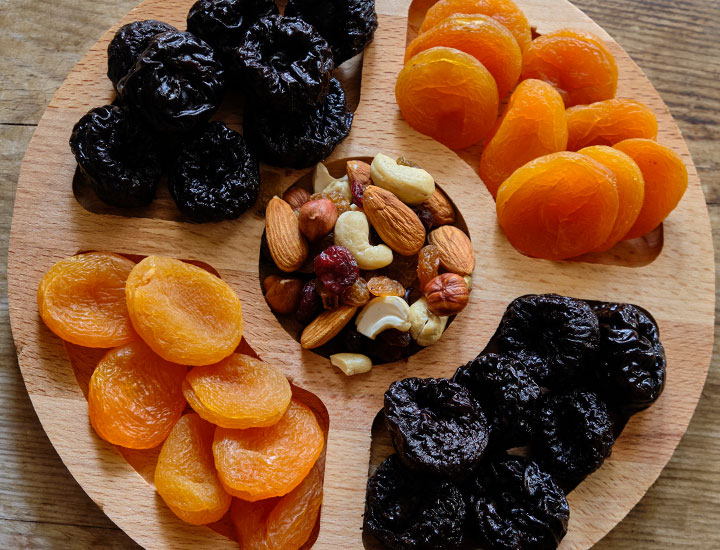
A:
[[6, 0, 714, 549]]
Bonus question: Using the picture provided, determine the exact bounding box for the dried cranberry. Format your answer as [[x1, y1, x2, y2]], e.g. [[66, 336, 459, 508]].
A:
[[314, 245, 359, 294], [296, 279, 322, 323], [351, 178, 365, 207]]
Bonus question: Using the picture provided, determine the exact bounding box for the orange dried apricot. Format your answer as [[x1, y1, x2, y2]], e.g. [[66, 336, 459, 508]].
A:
[[567, 99, 659, 151], [521, 29, 618, 107], [155, 413, 232, 525], [405, 14, 522, 99], [125, 256, 243, 366], [479, 79, 568, 198], [88, 340, 187, 449], [578, 146, 645, 251], [496, 152, 619, 260], [183, 353, 292, 429], [613, 139, 688, 240], [396, 47, 499, 150], [213, 400, 324, 501], [38, 252, 137, 348], [420, 0, 532, 51]]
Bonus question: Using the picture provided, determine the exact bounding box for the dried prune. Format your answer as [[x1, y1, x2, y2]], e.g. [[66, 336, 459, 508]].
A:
[[314, 245, 359, 294], [243, 77, 353, 168], [364, 454, 466, 550], [533, 390, 614, 490], [118, 31, 225, 133], [591, 302, 666, 415], [285, 0, 378, 65], [70, 105, 161, 207], [236, 15, 334, 112], [467, 456, 569, 550], [384, 378, 489, 478], [296, 279, 322, 323], [107, 20, 178, 89], [453, 353, 541, 449], [498, 294, 600, 387], [169, 121, 259, 222]]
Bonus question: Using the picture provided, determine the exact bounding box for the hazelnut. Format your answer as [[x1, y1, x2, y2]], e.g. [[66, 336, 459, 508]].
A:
[[298, 198, 338, 241], [263, 275, 303, 314], [282, 186, 311, 211], [424, 273, 469, 316]]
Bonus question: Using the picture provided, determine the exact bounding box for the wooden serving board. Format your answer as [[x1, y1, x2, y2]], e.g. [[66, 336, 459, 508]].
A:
[[7, 0, 715, 548]]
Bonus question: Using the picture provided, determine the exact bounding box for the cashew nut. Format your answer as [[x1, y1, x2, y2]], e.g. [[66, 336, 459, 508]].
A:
[[356, 296, 411, 339], [331, 353, 372, 376], [334, 211, 393, 270], [409, 297, 448, 346], [313, 162, 352, 202], [370, 153, 435, 205], [463, 275, 473, 292]]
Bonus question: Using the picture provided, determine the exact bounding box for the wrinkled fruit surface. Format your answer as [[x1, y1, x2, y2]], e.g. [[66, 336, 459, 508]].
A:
[[314, 245, 359, 294], [107, 20, 177, 88], [567, 99, 658, 151], [367, 276, 405, 298], [416, 245, 440, 291]]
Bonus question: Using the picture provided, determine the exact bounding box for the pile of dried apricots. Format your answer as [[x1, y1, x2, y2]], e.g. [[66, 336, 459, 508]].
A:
[[37, 251, 324, 549], [397, 0, 688, 260]]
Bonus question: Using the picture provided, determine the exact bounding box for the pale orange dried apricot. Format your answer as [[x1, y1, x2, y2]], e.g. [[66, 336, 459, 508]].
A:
[[125, 256, 243, 366], [38, 252, 137, 348], [567, 99, 658, 151], [155, 413, 232, 525]]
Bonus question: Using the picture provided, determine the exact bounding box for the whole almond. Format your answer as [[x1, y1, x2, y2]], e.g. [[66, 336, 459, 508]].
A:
[[423, 187, 456, 226], [298, 198, 338, 241], [363, 186, 426, 256], [282, 186, 311, 211], [301, 305, 358, 349], [428, 225, 475, 275], [347, 160, 371, 187], [266, 197, 309, 272]]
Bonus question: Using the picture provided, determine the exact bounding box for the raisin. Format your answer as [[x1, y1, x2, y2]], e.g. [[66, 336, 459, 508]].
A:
[[384, 253, 419, 289], [374, 329, 412, 364], [364, 454, 466, 550], [412, 205, 434, 232], [169, 121, 259, 222], [314, 245, 359, 294], [367, 276, 405, 298], [416, 245, 440, 291], [310, 189, 351, 214], [341, 276, 370, 307], [316, 279, 341, 310], [296, 279, 322, 323], [70, 105, 162, 207], [384, 378, 489, 478]]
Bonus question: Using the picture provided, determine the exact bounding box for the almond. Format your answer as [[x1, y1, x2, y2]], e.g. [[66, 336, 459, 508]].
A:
[[347, 160, 372, 188], [266, 196, 309, 272], [423, 187, 456, 226], [428, 225, 475, 275], [301, 305, 358, 349], [362, 186, 426, 256]]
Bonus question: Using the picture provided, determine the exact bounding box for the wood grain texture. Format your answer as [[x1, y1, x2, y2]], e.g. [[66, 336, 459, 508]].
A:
[[0, 1, 717, 548]]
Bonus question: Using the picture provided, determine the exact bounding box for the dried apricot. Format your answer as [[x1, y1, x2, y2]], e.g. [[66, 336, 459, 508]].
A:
[[420, 0, 532, 51], [567, 99, 658, 151], [396, 47, 499, 149], [213, 400, 324, 501], [155, 413, 231, 525], [405, 14, 521, 99], [613, 139, 688, 240], [521, 29, 618, 107], [367, 276, 405, 298], [38, 252, 137, 348], [183, 353, 292, 429], [88, 340, 187, 449], [417, 244, 441, 291], [578, 146, 645, 251], [496, 152, 619, 260], [125, 256, 243, 366], [479, 79, 568, 198]]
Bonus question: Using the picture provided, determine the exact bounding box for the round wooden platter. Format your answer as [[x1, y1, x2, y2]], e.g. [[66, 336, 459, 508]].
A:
[[7, 0, 715, 548]]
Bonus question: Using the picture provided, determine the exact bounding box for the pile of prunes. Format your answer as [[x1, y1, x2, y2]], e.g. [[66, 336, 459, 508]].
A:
[[69, 0, 377, 221], [365, 293, 667, 550]]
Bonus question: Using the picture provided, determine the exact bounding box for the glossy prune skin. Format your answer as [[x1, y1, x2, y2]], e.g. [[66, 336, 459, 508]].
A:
[[364, 454, 466, 550], [169, 121, 259, 222], [117, 31, 225, 133], [384, 378, 489, 478], [70, 105, 161, 207]]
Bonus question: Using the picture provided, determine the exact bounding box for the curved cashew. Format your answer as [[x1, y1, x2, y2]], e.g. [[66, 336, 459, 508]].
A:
[[370, 153, 435, 205], [331, 353, 372, 376], [313, 162, 352, 202], [356, 296, 411, 339], [409, 297, 448, 346], [334, 211, 393, 270]]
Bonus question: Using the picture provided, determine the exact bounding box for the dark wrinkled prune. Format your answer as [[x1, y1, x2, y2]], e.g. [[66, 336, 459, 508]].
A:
[[285, 0, 378, 65], [296, 279, 322, 323], [453, 353, 541, 449], [107, 20, 177, 89], [168, 121, 259, 222], [118, 31, 225, 133], [467, 456, 569, 550], [533, 390, 614, 490], [243, 77, 353, 168], [498, 294, 600, 387], [236, 15, 334, 112], [364, 454, 466, 550], [384, 378, 489, 478], [70, 105, 161, 207], [591, 302, 666, 415], [314, 245, 359, 294]]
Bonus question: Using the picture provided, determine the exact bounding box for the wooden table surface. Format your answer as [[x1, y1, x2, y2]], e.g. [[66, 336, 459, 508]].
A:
[[1, 0, 718, 548]]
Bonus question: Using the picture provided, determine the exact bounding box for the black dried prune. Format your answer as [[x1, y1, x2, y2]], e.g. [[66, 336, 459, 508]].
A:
[[498, 294, 600, 387], [285, 0, 378, 65], [244, 78, 353, 168], [70, 105, 161, 207], [107, 20, 178, 89], [169, 121, 259, 222], [364, 454, 466, 550], [236, 15, 334, 112], [468, 456, 569, 550], [384, 378, 489, 478], [118, 31, 225, 133]]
